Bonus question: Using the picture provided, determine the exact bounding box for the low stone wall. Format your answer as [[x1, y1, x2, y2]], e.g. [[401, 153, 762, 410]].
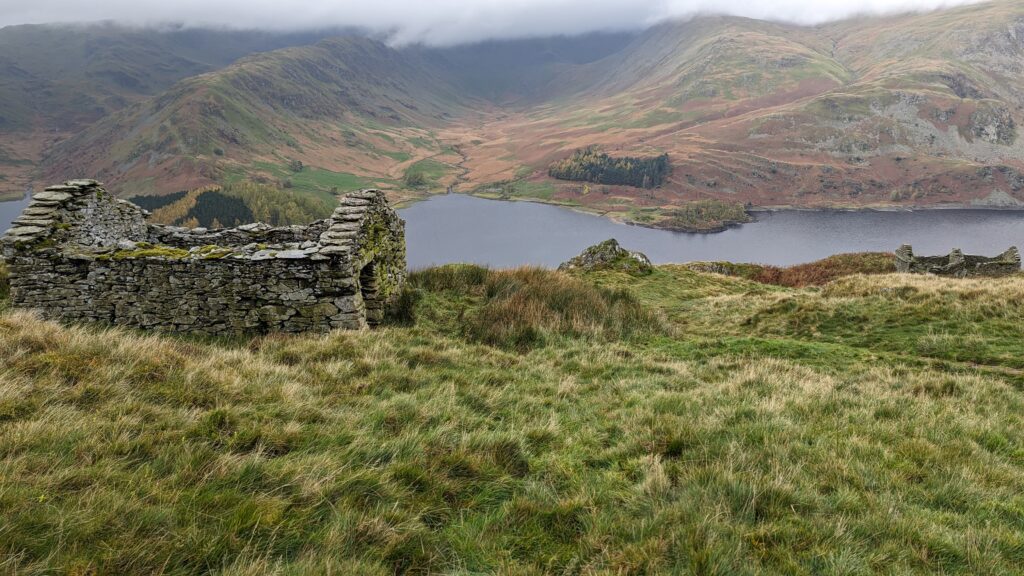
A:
[[895, 244, 1020, 278], [1, 180, 406, 334]]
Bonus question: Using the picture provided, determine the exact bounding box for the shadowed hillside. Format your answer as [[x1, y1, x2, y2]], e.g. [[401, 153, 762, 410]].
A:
[[0, 24, 347, 194], [40, 36, 477, 198]]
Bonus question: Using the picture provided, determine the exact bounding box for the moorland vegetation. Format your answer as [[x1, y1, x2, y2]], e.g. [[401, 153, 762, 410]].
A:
[[2, 254, 1023, 574]]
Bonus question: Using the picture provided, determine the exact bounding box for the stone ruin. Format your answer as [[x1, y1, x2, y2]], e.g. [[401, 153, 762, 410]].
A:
[[0, 180, 406, 334], [895, 244, 1021, 278]]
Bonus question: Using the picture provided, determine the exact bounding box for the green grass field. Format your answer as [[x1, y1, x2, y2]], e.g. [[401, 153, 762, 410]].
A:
[[403, 159, 455, 189], [475, 180, 561, 202], [251, 162, 380, 198], [1, 258, 1023, 574]]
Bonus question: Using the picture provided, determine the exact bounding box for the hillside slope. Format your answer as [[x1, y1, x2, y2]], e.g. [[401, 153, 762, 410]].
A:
[[453, 0, 1024, 219], [2, 262, 1023, 573], [40, 36, 478, 198], [20, 0, 1024, 220], [0, 24, 342, 195]]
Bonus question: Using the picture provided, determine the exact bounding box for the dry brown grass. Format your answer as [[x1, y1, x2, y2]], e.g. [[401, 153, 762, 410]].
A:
[[823, 272, 1024, 301], [753, 252, 896, 287], [0, 259, 8, 301], [687, 252, 896, 288], [407, 265, 667, 350], [3, 266, 1024, 573]]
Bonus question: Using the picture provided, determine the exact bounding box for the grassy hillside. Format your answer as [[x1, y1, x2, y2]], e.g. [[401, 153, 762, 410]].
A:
[[39, 36, 474, 198], [0, 24, 338, 132], [0, 24, 342, 195], [20, 1, 1024, 220], [2, 258, 1024, 574], [451, 0, 1024, 217]]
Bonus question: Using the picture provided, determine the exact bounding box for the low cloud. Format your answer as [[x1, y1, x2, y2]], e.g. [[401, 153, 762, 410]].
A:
[[0, 0, 987, 45]]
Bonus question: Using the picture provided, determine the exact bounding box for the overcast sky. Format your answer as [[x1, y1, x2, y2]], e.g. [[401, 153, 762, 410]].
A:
[[0, 0, 986, 45]]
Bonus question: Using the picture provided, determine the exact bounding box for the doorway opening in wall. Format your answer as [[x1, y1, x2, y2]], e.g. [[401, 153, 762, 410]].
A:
[[359, 261, 381, 326]]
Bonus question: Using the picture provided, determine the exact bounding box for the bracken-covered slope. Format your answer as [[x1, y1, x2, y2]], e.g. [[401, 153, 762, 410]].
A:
[[40, 37, 477, 197], [0, 24, 346, 197], [454, 0, 1024, 218], [26, 0, 1024, 217]]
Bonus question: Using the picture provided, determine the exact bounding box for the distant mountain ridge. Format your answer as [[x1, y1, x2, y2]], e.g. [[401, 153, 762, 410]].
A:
[[0, 24, 350, 194], [39, 36, 478, 195], [7, 0, 1024, 221]]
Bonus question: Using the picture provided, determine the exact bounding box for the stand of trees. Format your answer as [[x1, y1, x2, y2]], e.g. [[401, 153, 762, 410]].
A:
[[548, 147, 670, 188], [186, 191, 254, 228], [134, 182, 333, 228], [658, 200, 752, 232]]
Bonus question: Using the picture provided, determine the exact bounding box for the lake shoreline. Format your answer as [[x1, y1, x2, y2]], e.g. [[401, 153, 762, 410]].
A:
[[395, 191, 1024, 236], [749, 204, 1024, 214], [398, 193, 1024, 269], [0, 190, 29, 204]]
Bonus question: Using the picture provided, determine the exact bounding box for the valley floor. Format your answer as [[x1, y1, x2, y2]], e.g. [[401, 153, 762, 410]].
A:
[[1, 260, 1023, 574]]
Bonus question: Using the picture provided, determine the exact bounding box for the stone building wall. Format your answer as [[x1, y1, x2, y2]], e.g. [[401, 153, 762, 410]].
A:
[[0, 180, 406, 334], [895, 244, 1021, 277]]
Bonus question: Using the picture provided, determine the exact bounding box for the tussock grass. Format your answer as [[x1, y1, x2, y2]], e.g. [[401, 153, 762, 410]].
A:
[[687, 252, 895, 287], [404, 265, 666, 350], [0, 259, 8, 302], [407, 263, 489, 293], [589, 264, 1024, 372], [737, 273, 1024, 369], [2, 266, 1024, 573], [824, 272, 1024, 301]]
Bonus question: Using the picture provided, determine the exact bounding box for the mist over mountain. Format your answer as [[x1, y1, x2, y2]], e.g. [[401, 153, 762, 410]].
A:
[[2, 0, 984, 46], [2, 0, 1022, 229]]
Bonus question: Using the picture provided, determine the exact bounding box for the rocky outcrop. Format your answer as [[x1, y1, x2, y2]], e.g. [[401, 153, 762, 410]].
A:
[[0, 180, 406, 334], [969, 104, 1017, 146], [970, 189, 1024, 207], [559, 239, 653, 275], [895, 245, 1020, 278]]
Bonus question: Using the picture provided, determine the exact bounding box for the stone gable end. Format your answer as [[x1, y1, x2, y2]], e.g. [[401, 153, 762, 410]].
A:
[[0, 180, 406, 334]]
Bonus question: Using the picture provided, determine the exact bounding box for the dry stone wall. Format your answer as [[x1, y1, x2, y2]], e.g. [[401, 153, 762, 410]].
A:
[[0, 180, 406, 334], [895, 244, 1021, 277]]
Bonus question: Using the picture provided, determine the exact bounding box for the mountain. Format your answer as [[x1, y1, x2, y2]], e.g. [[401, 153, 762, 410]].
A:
[[451, 1, 1024, 216], [37, 31, 640, 200], [422, 32, 637, 104], [16, 1, 1024, 222], [0, 23, 346, 195], [40, 36, 477, 198]]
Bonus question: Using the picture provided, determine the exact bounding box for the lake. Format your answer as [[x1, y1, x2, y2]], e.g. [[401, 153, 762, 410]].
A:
[[3, 192, 1024, 268], [0, 192, 31, 235], [398, 194, 1024, 269]]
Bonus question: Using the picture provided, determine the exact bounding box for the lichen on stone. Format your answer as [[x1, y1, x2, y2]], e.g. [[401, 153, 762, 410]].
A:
[[559, 239, 653, 275], [1, 181, 406, 334], [109, 245, 192, 260]]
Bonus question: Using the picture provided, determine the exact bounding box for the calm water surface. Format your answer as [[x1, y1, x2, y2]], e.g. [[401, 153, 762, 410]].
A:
[[0, 192, 31, 233], [399, 194, 1024, 268], [3, 193, 1023, 268]]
